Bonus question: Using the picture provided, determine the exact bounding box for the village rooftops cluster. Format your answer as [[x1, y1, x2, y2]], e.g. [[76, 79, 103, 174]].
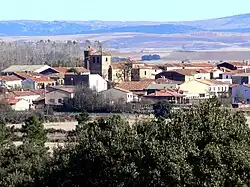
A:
[[1, 58, 250, 111]]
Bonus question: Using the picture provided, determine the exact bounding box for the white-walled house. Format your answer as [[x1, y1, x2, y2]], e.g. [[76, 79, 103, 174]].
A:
[[89, 74, 107, 92], [45, 86, 74, 106], [8, 98, 30, 111], [6, 91, 41, 109], [64, 74, 107, 92], [100, 87, 134, 103], [180, 79, 229, 99], [0, 75, 22, 89], [211, 69, 224, 79], [232, 84, 250, 104]]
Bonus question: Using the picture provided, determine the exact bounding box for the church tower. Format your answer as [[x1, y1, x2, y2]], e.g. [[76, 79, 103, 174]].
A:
[[84, 41, 111, 80]]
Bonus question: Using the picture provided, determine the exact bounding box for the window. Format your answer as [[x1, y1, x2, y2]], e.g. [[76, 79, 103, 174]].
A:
[[58, 99, 63, 103], [144, 71, 147, 75], [218, 87, 220, 91], [49, 99, 55, 103], [213, 87, 216, 91], [97, 57, 100, 63], [92, 57, 96, 63], [199, 94, 205, 98], [106, 57, 108, 62], [226, 75, 229, 79]]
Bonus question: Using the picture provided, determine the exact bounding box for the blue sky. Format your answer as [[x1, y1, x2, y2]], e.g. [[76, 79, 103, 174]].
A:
[[1, 0, 250, 21]]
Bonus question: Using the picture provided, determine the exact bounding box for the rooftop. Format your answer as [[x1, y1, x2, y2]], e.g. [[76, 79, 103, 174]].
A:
[[2, 65, 52, 73], [11, 90, 40, 97], [54, 67, 89, 74], [233, 72, 250, 77], [169, 69, 210, 76], [145, 89, 184, 97], [8, 98, 22, 105], [197, 79, 229, 86], [14, 72, 44, 79], [0, 75, 21, 81], [118, 80, 155, 91], [29, 76, 56, 83], [113, 87, 132, 93], [163, 62, 214, 68], [145, 83, 178, 90], [47, 85, 75, 94], [155, 77, 183, 84]]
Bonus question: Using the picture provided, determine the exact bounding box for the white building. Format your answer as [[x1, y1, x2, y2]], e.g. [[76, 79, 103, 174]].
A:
[[232, 84, 250, 104], [100, 87, 134, 103], [89, 74, 107, 92], [6, 91, 41, 109], [180, 79, 229, 99], [0, 75, 22, 89], [64, 74, 107, 92], [8, 98, 30, 111]]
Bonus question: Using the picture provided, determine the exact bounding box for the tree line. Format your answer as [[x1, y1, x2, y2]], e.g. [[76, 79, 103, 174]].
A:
[[0, 40, 82, 69], [0, 98, 250, 186]]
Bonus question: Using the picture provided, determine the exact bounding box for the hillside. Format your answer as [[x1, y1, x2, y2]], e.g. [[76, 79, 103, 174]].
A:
[[177, 13, 250, 30], [0, 13, 250, 36]]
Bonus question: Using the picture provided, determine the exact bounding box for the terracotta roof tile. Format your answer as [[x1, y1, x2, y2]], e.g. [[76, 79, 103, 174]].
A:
[[14, 72, 43, 79], [8, 98, 22, 105], [118, 80, 155, 91], [12, 91, 40, 97], [54, 67, 89, 74], [29, 76, 56, 83], [229, 62, 245, 67], [164, 62, 214, 68], [0, 75, 21, 81], [169, 69, 210, 76], [145, 89, 184, 97]]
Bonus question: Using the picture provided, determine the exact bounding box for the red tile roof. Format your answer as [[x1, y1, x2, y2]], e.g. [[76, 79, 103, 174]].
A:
[[164, 62, 214, 68], [14, 72, 43, 79], [12, 91, 40, 97], [229, 62, 245, 67], [118, 80, 155, 91], [170, 69, 210, 76], [145, 89, 184, 97], [28, 76, 56, 83], [8, 98, 22, 105], [222, 69, 250, 75], [54, 67, 89, 74], [0, 75, 21, 81]]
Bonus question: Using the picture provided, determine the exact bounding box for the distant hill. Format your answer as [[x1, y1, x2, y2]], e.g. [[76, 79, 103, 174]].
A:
[[176, 13, 250, 30], [0, 13, 250, 36]]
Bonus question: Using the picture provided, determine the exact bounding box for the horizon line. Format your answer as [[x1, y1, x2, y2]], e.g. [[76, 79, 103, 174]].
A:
[[0, 12, 249, 23]]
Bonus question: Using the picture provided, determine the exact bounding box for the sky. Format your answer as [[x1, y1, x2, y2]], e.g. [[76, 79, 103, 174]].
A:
[[1, 0, 250, 21]]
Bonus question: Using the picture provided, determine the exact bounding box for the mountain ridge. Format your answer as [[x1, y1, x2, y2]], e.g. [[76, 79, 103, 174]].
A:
[[0, 13, 250, 36]]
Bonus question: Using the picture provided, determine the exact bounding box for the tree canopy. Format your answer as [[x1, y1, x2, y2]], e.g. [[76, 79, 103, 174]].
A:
[[30, 98, 250, 186], [0, 99, 250, 186]]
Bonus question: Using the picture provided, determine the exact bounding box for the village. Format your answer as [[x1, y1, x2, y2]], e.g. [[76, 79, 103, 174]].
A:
[[0, 46, 250, 112]]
